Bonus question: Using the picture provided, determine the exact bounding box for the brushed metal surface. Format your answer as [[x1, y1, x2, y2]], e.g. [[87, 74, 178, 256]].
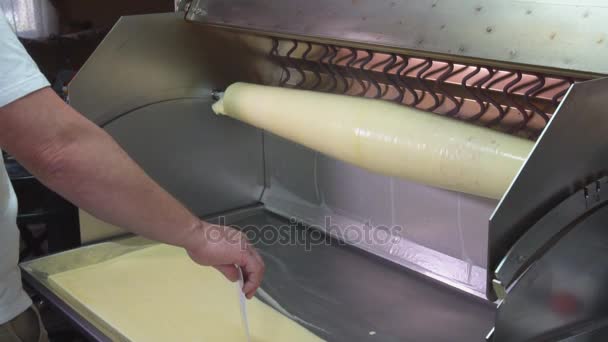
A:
[[186, 0, 608, 76], [262, 132, 497, 297], [494, 177, 608, 297], [103, 99, 264, 216], [233, 210, 496, 342], [69, 13, 278, 125], [489, 77, 608, 300], [68, 13, 267, 218], [562, 325, 608, 341], [493, 198, 608, 341]]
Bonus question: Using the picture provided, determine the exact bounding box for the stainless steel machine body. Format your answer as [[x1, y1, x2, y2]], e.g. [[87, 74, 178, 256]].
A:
[[20, 1, 608, 341]]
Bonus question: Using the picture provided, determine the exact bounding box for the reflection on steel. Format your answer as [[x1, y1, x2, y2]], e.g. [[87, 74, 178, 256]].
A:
[[269, 38, 582, 139]]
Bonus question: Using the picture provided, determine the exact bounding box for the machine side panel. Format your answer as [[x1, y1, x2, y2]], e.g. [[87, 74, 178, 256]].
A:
[[489, 78, 608, 299], [103, 100, 264, 217], [69, 13, 266, 220], [494, 202, 608, 341]]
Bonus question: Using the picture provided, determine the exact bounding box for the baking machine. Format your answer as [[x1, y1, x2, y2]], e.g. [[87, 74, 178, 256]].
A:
[[20, 1, 608, 341]]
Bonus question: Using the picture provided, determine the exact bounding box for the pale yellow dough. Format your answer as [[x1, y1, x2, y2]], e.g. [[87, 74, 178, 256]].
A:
[[213, 83, 534, 199], [49, 245, 324, 342]]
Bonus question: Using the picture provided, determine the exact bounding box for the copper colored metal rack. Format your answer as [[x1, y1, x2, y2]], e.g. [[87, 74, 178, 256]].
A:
[[268, 38, 585, 140]]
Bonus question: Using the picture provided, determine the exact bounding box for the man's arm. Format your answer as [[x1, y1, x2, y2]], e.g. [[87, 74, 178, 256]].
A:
[[0, 87, 264, 298]]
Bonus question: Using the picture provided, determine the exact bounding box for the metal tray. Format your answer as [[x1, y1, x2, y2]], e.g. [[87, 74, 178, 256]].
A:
[[21, 207, 495, 341]]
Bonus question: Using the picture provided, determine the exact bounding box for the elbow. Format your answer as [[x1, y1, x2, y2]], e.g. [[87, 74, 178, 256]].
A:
[[28, 121, 117, 192], [30, 133, 80, 185], [0, 88, 106, 189], [27, 119, 98, 188]]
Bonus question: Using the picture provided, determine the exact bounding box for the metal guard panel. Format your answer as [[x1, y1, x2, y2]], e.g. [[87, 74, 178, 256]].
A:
[[488, 77, 608, 299], [68, 13, 266, 218], [495, 176, 608, 296], [69, 13, 274, 125], [493, 192, 608, 341], [185, 0, 608, 75]]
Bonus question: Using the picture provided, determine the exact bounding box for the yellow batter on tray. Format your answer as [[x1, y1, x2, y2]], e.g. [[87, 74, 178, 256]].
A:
[[48, 244, 324, 342]]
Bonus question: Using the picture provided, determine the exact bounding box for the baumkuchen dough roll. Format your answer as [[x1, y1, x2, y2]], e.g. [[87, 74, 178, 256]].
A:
[[213, 83, 533, 199]]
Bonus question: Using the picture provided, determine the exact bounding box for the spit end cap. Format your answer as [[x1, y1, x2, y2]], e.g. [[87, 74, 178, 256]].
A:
[[211, 98, 226, 115], [211, 89, 224, 101]]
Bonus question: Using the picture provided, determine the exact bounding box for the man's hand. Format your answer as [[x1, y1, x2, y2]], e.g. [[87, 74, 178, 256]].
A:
[[185, 222, 265, 299]]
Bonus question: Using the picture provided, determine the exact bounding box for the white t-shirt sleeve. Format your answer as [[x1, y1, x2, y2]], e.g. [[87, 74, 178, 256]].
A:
[[0, 9, 50, 108], [0, 9, 50, 322]]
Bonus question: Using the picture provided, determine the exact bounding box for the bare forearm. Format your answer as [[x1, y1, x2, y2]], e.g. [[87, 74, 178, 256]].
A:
[[0, 88, 201, 249], [40, 125, 200, 247], [1, 88, 264, 294]]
